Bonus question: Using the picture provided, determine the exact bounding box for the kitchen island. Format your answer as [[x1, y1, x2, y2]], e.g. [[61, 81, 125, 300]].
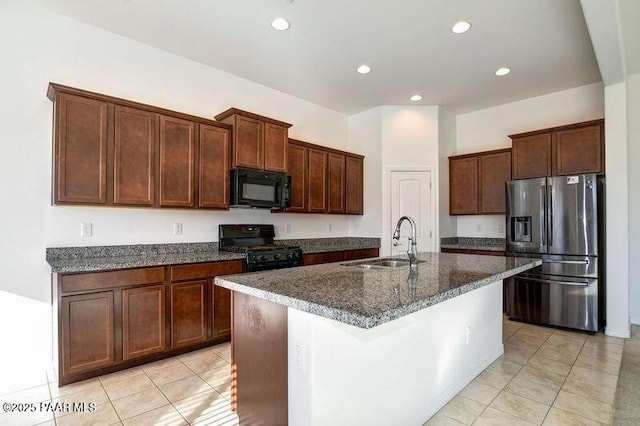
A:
[[215, 252, 540, 426]]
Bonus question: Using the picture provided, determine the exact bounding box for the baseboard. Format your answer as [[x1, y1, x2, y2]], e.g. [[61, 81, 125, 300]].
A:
[[605, 325, 631, 338], [407, 344, 504, 425]]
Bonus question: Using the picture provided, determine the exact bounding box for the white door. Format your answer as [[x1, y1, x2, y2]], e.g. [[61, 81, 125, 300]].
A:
[[390, 170, 433, 255]]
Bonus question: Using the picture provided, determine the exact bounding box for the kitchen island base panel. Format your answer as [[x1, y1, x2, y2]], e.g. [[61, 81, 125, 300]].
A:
[[231, 280, 504, 425], [288, 280, 503, 426]]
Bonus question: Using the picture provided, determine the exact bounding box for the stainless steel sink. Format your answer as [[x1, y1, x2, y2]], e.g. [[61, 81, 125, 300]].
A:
[[343, 257, 425, 268]]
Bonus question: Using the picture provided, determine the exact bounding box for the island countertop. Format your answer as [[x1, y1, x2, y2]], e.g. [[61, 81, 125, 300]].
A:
[[215, 252, 541, 329]]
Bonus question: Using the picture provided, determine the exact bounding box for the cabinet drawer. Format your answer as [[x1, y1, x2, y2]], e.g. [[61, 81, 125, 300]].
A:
[[303, 251, 345, 265], [61, 267, 165, 293], [170, 260, 244, 281]]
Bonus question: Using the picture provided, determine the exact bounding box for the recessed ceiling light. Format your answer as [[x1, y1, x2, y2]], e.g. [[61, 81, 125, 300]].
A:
[[271, 17, 290, 31], [410, 95, 422, 101], [451, 21, 471, 34], [495, 67, 511, 76], [357, 65, 371, 74]]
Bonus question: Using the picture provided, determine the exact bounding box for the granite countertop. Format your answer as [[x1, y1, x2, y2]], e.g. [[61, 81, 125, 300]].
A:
[[215, 252, 540, 329], [440, 237, 506, 252], [47, 238, 381, 273]]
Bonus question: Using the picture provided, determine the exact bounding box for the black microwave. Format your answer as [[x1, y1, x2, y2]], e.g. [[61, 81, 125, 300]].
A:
[[230, 168, 291, 209]]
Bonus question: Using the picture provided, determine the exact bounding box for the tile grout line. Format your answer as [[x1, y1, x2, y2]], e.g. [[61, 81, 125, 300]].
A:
[[139, 363, 191, 425]]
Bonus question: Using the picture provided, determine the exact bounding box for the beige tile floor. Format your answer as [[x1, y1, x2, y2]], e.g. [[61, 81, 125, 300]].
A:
[[426, 317, 625, 425], [0, 342, 237, 426], [0, 318, 625, 426]]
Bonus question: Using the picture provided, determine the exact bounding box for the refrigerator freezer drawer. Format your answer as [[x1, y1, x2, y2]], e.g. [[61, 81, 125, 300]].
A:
[[504, 275, 598, 332]]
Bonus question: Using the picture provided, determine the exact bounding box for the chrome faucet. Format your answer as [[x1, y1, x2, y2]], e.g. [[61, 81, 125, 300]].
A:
[[392, 216, 418, 266]]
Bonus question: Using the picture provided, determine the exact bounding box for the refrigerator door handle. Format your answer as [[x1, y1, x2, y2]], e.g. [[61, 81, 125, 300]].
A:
[[543, 259, 590, 265], [519, 276, 589, 286], [547, 181, 553, 247], [540, 183, 547, 250]]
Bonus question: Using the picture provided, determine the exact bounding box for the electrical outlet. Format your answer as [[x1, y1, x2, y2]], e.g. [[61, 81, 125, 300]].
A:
[[498, 224, 504, 234], [81, 222, 93, 237], [327, 223, 332, 232], [174, 223, 183, 236], [475, 224, 481, 233], [466, 326, 472, 344], [285, 224, 291, 233], [294, 342, 305, 372]]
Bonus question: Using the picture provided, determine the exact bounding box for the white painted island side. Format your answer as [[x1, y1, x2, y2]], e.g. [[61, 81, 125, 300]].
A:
[[288, 280, 503, 426]]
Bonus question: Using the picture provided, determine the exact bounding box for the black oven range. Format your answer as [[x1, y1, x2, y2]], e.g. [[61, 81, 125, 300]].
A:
[[218, 224, 303, 272]]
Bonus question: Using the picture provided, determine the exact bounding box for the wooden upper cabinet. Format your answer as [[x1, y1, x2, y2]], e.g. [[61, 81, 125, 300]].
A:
[[553, 124, 603, 175], [113, 106, 157, 206], [345, 155, 364, 215], [264, 123, 288, 173], [449, 156, 479, 215], [327, 153, 346, 214], [286, 142, 308, 212], [53, 92, 108, 204], [308, 148, 328, 213], [159, 115, 195, 207], [122, 285, 166, 360], [199, 124, 230, 209], [61, 292, 114, 375], [215, 108, 292, 172], [449, 148, 511, 215], [479, 150, 511, 214], [510, 119, 604, 178], [511, 133, 552, 179]]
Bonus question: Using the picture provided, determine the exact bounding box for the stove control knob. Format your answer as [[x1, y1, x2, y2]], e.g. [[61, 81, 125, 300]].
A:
[[273, 254, 280, 260], [255, 255, 264, 261]]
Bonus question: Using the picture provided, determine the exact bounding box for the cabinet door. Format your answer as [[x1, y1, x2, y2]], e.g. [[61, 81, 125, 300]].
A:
[[308, 148, 328, 213], [61, 292, 114, 375], [213, 285, 232, 337], [344, 248, 379, 260], [122, 285, 166, 360], [286, 143, 308, 212], [303, 251, 345, 265], [159, 116, 195, 206], [345, 156, 364, 215], [479, 151, 511, 214], [327, 153, 346, 214], [553, 125, 603, 175], [54, 93, 108, 204], [199, 124, 230, 209], [171, 280, 208, 347], [449, 156, 479, 215], [233, 115, 263, 170], [264, 123, 288, 173], [113, 106, 157, 206], [511, 134, 552, 179]]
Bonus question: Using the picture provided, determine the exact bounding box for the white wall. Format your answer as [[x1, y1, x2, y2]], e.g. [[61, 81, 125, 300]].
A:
[[454, 83, 605, 238], [627, 73, 640, 325], [438, 108, 457, 241], [380, 106, 440, 255], [0, 2, 354, 386]]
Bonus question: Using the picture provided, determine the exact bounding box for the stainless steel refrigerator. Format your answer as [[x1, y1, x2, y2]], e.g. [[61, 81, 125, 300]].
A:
[[504, 173, 604, 333]]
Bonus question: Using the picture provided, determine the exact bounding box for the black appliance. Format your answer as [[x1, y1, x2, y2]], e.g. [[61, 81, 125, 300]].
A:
[[218, 224, 303, 272], [230, 168, 291, 209]]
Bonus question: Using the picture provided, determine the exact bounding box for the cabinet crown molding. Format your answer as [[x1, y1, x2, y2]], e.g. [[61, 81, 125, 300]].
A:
[[214, 107, 292, 128], [508, 118, 604, 139]]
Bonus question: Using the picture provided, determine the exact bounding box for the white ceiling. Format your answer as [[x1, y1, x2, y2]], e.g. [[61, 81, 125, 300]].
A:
[[34, 0, 602, 115]]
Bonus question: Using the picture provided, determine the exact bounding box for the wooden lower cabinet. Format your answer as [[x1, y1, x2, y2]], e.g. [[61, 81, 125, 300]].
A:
[[213, 285, 232, 337], [304, 248, 380, 265], [440, 248, 505, 256], [344, 248, 380, 261], [122, 285, 166, 360], [171, 280, 208, 348], [56, 260, 243, 385], [61, 292, 114, 376]]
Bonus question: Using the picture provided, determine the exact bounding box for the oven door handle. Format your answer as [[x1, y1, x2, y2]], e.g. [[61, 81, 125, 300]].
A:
[[518, 276, 589, 286]]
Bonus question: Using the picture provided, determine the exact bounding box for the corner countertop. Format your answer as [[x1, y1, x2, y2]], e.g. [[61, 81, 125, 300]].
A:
[[215, 252, 540, 329], [440, 237, 506, 252], [46, 238, 381, 273]]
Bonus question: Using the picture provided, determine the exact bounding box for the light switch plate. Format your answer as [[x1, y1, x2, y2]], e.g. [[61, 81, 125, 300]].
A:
[[81, 222, 93, 237]]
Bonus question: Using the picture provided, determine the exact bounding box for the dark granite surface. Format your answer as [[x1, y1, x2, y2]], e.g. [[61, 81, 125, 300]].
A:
[[47, 238, 381, 273], [441, 237, 506, 252], [215, 252, 540, 329]]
